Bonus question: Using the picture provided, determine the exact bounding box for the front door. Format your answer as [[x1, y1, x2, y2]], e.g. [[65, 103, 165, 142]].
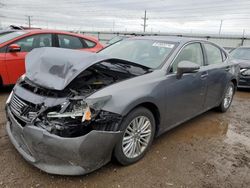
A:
[[5, 34, 52, 84], [164, 42, 208, 129]]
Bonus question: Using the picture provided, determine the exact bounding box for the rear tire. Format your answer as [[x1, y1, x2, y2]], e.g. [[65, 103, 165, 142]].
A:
[[217, 82, 235, 112], [114, 107, 155, 165]]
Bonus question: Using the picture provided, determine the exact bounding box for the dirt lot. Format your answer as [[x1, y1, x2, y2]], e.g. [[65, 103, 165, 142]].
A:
[[0, 87, 249, 188]]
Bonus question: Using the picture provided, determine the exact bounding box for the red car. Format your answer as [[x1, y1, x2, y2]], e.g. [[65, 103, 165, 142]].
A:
[[0, 30, 103, 86]]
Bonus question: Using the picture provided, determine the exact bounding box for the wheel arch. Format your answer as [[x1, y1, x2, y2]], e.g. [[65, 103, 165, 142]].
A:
[[231, 78, 237, 91], [123, 101, 161, 137]]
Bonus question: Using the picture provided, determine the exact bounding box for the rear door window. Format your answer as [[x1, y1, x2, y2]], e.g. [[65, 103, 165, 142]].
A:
[[82, 39, 96, 48], [58, 34, 85, 49], [204, 43, 223, 65]]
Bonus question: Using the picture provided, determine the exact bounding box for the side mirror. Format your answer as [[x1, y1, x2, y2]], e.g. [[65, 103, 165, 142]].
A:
[[8, 44, 21, 52], [176, 61, 200, 79]]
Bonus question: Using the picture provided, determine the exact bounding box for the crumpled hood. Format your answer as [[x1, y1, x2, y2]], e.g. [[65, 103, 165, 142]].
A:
[[25, 47, 109, 90]]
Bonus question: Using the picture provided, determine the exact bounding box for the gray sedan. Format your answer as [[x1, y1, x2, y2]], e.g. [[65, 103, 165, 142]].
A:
[[230, 46, 250, 88], [6, 36, 239, 175]]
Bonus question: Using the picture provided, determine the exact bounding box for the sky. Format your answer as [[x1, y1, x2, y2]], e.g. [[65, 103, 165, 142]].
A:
[[1, 0, 250, 35]]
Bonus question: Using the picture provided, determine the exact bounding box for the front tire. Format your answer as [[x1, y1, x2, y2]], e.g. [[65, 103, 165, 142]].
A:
[[114, 107, 155, 165], [217, 82, 235, 112]]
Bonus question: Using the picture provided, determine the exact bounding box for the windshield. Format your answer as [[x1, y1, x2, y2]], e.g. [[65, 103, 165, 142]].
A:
[[0, 31, 27, 44], [231, 48, 250, 60], [99, 39, 176, 68], [108, 36, 127, 45]]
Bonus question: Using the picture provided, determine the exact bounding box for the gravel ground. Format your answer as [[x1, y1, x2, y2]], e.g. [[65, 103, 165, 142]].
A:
[[0, 87, 249, 188]]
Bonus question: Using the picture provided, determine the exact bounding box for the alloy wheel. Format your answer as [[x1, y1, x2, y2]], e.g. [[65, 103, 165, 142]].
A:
[[223, 85, 234, 109], [122, 116, 152, 159]]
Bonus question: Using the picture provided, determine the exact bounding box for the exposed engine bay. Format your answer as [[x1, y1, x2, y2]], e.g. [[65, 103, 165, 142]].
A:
[[11, 60, 149, 138], [20, 60, 147, 97]]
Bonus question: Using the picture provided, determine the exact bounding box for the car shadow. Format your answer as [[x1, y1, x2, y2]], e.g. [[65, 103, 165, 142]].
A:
[[0, 85, 14, 94], [237, 88, 250, 92]]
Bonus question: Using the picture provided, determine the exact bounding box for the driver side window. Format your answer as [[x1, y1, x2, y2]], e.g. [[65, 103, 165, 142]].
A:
[[14, 34, 52, 52], [171, 43, 203, 73]]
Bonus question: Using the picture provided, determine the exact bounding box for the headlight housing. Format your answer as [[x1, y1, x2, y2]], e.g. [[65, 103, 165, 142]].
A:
[[241, 68, 250, 76], [47, 95, 112, 122], [16, 74, 26, 84], [6, 91, 13, 104], [85, 95, 112, 110]]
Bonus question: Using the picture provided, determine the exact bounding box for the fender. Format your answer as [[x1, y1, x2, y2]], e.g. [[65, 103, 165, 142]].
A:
[[119, 96, 160, 117], [0, 52, 9, 85]]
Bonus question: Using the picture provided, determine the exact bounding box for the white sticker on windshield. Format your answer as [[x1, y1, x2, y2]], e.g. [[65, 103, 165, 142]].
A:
[[152, 42, 174, 48]]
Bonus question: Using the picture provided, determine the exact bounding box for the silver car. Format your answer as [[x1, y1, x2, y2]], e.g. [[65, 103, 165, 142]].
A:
[[230, 46, 250, 88], [6, 36, 239, 175]]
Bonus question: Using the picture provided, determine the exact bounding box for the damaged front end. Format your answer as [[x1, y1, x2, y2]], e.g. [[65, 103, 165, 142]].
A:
[[6, 81, 123, 175], [5, 51, 152, 175], [40, 95, 122, 137], [9, 75, 123, 138], [6, 48, 150, 175]]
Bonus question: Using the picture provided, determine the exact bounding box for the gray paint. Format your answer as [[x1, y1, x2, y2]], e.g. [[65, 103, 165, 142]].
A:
[[6, 107, 122, 175], [230, 46, 250, 88], [6, 36, 239, 175]]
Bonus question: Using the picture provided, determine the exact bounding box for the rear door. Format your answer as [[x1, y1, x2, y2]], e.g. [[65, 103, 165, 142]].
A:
[[56, 34, 99, 52], [56, 34, 86, 49], [202, 42, 229, 109], [5, 33, 52, 84], [164, 42, 208, 129]]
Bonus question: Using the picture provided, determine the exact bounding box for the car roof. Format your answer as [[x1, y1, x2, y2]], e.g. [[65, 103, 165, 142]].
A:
[[130, 36, 226, 51], [0, 30, 18, 34], [20, 29, 98, 42], [132, 36, 203, 43], [24, 29, 72, 33]]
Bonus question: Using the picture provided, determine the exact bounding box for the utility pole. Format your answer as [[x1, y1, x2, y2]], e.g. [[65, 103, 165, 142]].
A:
[[241, 29, 245, 46], [141, 10, 148, 32], [26, 15, 32, 28], [112, 20, 115, 32], [242, 29, 245, 37], [219, 20, 223, 35]]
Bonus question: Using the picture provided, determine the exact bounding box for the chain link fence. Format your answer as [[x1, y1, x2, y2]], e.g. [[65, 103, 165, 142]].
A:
[[79, 31, 250, 50]]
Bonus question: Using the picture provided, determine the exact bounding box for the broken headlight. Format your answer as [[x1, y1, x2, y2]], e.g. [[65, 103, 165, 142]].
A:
[[6, 91, 13, 104], [16, 74, 26, 84], [240, 68, 250, 76], [47, 95, 112, 122], [85, 95, 112, 110]]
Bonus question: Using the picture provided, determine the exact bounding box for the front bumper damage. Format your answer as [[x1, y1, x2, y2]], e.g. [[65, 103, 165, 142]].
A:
[[238, 67, 250, 88], [6, 107, 122, 175], [238, 76, 250, 88]]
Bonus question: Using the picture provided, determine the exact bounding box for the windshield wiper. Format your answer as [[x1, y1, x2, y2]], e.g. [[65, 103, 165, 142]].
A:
[[112, 63, 131, 73], [98, 61, 132, 74]]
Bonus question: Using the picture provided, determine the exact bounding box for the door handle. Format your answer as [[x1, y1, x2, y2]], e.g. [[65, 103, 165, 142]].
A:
[[201, 72, 208, 79]]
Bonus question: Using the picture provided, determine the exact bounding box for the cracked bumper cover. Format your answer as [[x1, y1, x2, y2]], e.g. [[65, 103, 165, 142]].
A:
[[6, 107, 122, 175], [238, 76, 250, 88]]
